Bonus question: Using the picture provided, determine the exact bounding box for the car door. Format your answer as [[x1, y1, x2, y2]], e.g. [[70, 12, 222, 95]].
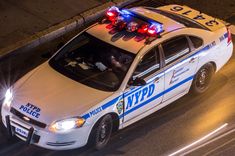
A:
[[123, 46, 164, 123], [161, 35, 198, 102]]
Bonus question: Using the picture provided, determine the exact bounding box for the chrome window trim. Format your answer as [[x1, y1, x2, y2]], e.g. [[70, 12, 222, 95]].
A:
[[165, 48, 190, 64]]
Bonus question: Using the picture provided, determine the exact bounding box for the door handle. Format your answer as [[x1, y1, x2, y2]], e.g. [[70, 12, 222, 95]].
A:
[[189, 57, 196, 63], [154, 77, 160, 83]]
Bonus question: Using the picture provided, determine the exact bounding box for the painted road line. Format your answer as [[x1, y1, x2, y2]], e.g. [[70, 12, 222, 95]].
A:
[[168, 123, 228, 156], [202, 137, 235, 156], [182, 126, 235, 155]]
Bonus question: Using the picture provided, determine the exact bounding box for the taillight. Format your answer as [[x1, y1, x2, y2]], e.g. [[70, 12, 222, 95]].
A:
[[227, 27, 232, 44]]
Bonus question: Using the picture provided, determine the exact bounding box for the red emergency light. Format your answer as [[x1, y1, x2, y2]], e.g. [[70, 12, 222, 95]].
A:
[[105, 6, 164, 37], [106, 6, 120, 22], [137, 24, 149, 34]]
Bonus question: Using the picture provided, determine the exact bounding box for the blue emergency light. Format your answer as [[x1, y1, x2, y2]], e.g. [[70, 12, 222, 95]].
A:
[[105, 6, 164, 36]]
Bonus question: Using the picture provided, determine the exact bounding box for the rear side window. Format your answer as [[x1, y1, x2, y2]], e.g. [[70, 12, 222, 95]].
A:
[[162, 36, 190, 64], [189, 36, 203, 49]]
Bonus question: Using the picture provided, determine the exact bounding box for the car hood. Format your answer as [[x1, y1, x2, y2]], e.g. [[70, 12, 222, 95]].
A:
[[11, 62, 113, 124]]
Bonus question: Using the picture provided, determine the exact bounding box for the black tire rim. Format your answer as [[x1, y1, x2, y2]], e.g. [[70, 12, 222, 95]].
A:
[[97, 119, 112, 144], [195, 68, 211, 90]]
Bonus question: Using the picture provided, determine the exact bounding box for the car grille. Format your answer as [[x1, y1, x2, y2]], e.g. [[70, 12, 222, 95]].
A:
[[46, 141, 76, 146], [10, 107, 47, 128]]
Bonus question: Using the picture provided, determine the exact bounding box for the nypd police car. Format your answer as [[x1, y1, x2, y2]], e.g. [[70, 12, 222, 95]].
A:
[[1, 4, 233, 150]]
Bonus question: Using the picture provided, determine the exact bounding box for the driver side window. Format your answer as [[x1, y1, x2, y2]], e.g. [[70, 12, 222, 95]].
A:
[[133, 47, 160, 79]]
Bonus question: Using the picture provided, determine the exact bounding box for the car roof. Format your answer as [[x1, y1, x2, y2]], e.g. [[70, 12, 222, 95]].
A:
[[158, 5, 225, 32], [129, 7, 185, 33], [86, 7, 186, 54], [86, 23, 146, 54]]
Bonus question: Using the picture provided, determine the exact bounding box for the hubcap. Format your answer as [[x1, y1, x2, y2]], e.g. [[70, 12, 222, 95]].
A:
[[100, 124, 107, 139], [199, 69, 207, 85], [196, 68, 210, 90], [98, 120, 110, 143]]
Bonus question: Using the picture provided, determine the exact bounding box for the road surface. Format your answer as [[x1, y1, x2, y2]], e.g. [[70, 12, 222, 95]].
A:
[[0, 1, 235, 156]]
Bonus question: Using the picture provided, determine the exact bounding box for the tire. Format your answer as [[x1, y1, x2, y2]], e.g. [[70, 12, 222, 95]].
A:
[[88, 114, 113, 150], [191, 63, 215, 95]]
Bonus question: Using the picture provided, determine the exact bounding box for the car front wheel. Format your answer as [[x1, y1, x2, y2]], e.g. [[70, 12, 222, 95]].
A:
[[88, 114, 113, 150]]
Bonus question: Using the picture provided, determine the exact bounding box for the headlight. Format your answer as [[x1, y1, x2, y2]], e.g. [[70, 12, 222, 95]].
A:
[[2, 88, 13, 109], [49, 117, 85, 133]]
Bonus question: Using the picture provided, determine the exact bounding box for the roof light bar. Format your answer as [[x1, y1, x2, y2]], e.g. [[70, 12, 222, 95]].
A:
[[137, 24, 149, 34], [114, 16, 127, 30], [127, 22, 139, 32], [147, 23, 163, 36], [105, 6, 164, 38]]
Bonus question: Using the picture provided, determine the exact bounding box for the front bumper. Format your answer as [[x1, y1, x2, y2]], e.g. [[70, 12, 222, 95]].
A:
[[1, 111, 91, 150]]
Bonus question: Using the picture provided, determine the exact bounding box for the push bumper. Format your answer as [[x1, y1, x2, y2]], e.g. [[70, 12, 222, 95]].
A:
[[2, 114, 91, 150]]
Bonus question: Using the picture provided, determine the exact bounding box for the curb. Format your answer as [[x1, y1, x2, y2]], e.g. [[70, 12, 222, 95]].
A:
[[0, 0, 139, 60], [113, 0, 140, 7], [0, 15, 85, 60], [80, 2, 114, 25]]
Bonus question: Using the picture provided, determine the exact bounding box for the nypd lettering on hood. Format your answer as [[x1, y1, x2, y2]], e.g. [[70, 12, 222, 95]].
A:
[[19, 103, 41, 118]]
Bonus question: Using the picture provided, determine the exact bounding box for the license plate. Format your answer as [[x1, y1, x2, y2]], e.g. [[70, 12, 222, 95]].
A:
[[15, 127, 28, 137]]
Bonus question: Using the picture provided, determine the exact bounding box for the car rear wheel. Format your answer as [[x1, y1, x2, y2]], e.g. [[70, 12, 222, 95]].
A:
[[88, 114, 113, 150], [191, 63, 214, 94]]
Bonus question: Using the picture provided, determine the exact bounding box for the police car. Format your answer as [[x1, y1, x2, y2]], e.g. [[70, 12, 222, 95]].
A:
[[1, 4, 233, 150]]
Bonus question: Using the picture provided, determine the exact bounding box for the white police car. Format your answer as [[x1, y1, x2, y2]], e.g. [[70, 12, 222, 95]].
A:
[[1, 4, 233, 150]]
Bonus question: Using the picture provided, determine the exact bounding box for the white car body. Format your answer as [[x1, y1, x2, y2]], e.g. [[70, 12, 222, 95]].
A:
[[1, 4, 233, 150]]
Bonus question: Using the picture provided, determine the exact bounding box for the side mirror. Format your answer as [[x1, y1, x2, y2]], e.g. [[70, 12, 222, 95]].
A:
[[129, 77, 146, 86]]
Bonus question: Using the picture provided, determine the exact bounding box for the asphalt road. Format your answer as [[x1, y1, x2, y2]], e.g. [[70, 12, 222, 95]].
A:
[[0, 2, 235, 156]]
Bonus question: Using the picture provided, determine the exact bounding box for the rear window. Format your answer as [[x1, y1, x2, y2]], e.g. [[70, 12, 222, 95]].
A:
[[145, 7, 210, 31]]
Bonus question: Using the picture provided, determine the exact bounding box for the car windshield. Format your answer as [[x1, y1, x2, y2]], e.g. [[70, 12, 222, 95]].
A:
[[49, 32, 135, 92]]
